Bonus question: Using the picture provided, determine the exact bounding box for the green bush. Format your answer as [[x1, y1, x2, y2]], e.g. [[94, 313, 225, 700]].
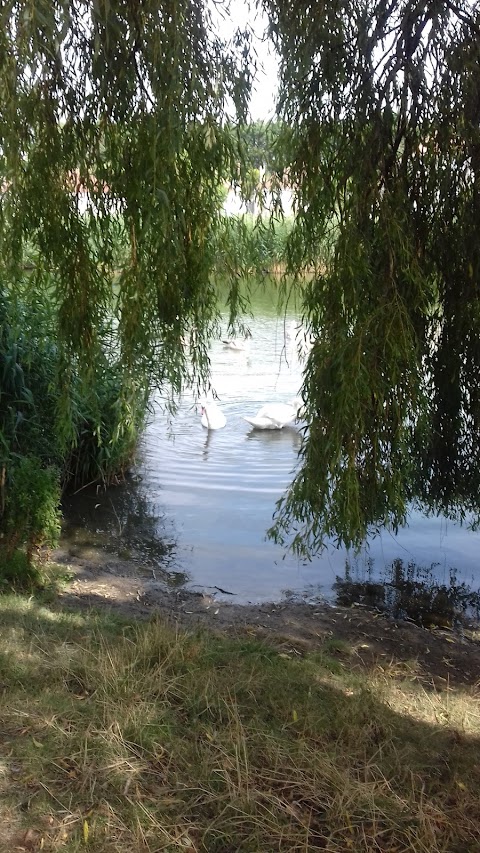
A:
[[2, 456, 61, 561], [0, 290, 148, 573], [0, 548, 44, 590], [66, 365, 147, 489]]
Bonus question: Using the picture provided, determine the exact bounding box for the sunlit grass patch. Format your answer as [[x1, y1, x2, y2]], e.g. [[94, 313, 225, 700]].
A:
[[0, 596, 479, 852], [376, 671, 480, 733]]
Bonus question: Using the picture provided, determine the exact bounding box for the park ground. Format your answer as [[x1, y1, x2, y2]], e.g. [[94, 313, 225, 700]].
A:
[[1, 548, 479, 852]]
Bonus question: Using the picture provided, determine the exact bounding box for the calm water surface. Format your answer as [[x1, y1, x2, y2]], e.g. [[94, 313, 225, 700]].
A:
[[63, 286, 480, 619]]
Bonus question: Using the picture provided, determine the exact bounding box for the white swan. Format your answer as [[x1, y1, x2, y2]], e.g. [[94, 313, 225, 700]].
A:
[[222, 338, 250, 351], [243, 398, 303, 430], [200, 400, 226, 430]]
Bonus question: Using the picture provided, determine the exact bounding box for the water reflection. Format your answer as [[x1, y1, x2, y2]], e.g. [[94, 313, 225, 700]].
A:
[[202, 429, 214, 462], [244, 424, 302, 449], [334, 558, 480, 628], [61, 478, 187, 587]]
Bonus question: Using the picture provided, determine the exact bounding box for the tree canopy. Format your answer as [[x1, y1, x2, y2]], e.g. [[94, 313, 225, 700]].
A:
[[0, 0, 252, 409], [241, 119, 282, 171], [1, 0, 480, 559], [265, 0, 480, 554]]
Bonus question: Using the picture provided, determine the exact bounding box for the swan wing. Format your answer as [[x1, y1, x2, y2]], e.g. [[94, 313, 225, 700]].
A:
[[213, 411, 227, 429], [209, 407, 226, 429], [256, 403, 296, 426], [243, 416, 282, 430]]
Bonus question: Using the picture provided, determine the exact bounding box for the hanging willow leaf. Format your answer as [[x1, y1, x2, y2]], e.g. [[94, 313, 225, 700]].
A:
[[0, 0, 252, 415], [265, 0, 480, 553], [2, 0, 480, 559]]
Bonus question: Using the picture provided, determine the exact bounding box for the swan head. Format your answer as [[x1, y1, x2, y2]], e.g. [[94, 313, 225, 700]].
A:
[[198, 400, 209, 419], [198, 397, 218, 417]]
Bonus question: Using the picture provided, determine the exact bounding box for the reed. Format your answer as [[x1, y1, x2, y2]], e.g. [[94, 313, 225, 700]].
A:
[[0, 293, 147, 567]]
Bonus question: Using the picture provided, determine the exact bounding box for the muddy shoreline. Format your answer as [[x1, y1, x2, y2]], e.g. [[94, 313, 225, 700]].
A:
[[53, 544, 480, 689]]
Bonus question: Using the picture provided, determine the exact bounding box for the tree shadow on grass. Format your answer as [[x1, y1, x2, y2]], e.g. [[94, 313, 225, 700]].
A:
[[0, 594, 480, 851]]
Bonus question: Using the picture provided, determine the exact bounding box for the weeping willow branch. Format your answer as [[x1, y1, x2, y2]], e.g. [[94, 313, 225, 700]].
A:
[[0, 0, 252, 418], [265, 0, 480, 554], [2, 0, 480, 557]]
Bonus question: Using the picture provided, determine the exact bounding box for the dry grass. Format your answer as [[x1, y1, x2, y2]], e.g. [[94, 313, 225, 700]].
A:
[[0, 595, 479, 852]]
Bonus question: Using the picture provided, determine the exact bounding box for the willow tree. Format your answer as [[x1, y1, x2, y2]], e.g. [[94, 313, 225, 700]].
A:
[[2, 1, 254, 380], [2, 0, 480, 564], [0, 2, 253, 483], [0, 0, 254, 560], [264, 0, 480, 554]]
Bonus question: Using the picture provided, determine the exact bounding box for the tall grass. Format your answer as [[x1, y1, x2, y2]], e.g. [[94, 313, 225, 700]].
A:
[[0, 289, 147, 569], [0, 596, 479, 852]]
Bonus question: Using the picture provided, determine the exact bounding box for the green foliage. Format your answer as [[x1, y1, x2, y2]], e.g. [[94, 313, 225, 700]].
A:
[[2, 0, 480, 562], [213, 215, 293, 278], [0, 291, 63, 565], [0, 292, 147, 565], [265, 0, 480, 553], [0, 549, 37, 589], [241, 120, 283, 172], [66, 359, 148, 489], [0, 548, 45, 591], [0, 0, 252, 399], [2, 456, 61, 561], [0, 1, 253, 578], [0, 549, 71, 593], [0, 290, 61, 464]]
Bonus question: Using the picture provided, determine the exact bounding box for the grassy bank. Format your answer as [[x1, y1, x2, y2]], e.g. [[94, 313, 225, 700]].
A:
[[1, 595, 479, 852]]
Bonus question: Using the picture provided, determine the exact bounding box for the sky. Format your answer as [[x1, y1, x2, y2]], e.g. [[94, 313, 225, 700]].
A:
[[211, 0, 279, 121]]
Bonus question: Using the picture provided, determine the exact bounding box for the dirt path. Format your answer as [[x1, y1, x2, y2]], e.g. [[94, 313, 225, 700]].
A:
[[53, 546, 480, 690]]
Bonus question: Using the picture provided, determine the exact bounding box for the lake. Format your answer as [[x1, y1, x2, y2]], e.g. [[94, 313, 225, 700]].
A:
[[63, 281, 480, 624]]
